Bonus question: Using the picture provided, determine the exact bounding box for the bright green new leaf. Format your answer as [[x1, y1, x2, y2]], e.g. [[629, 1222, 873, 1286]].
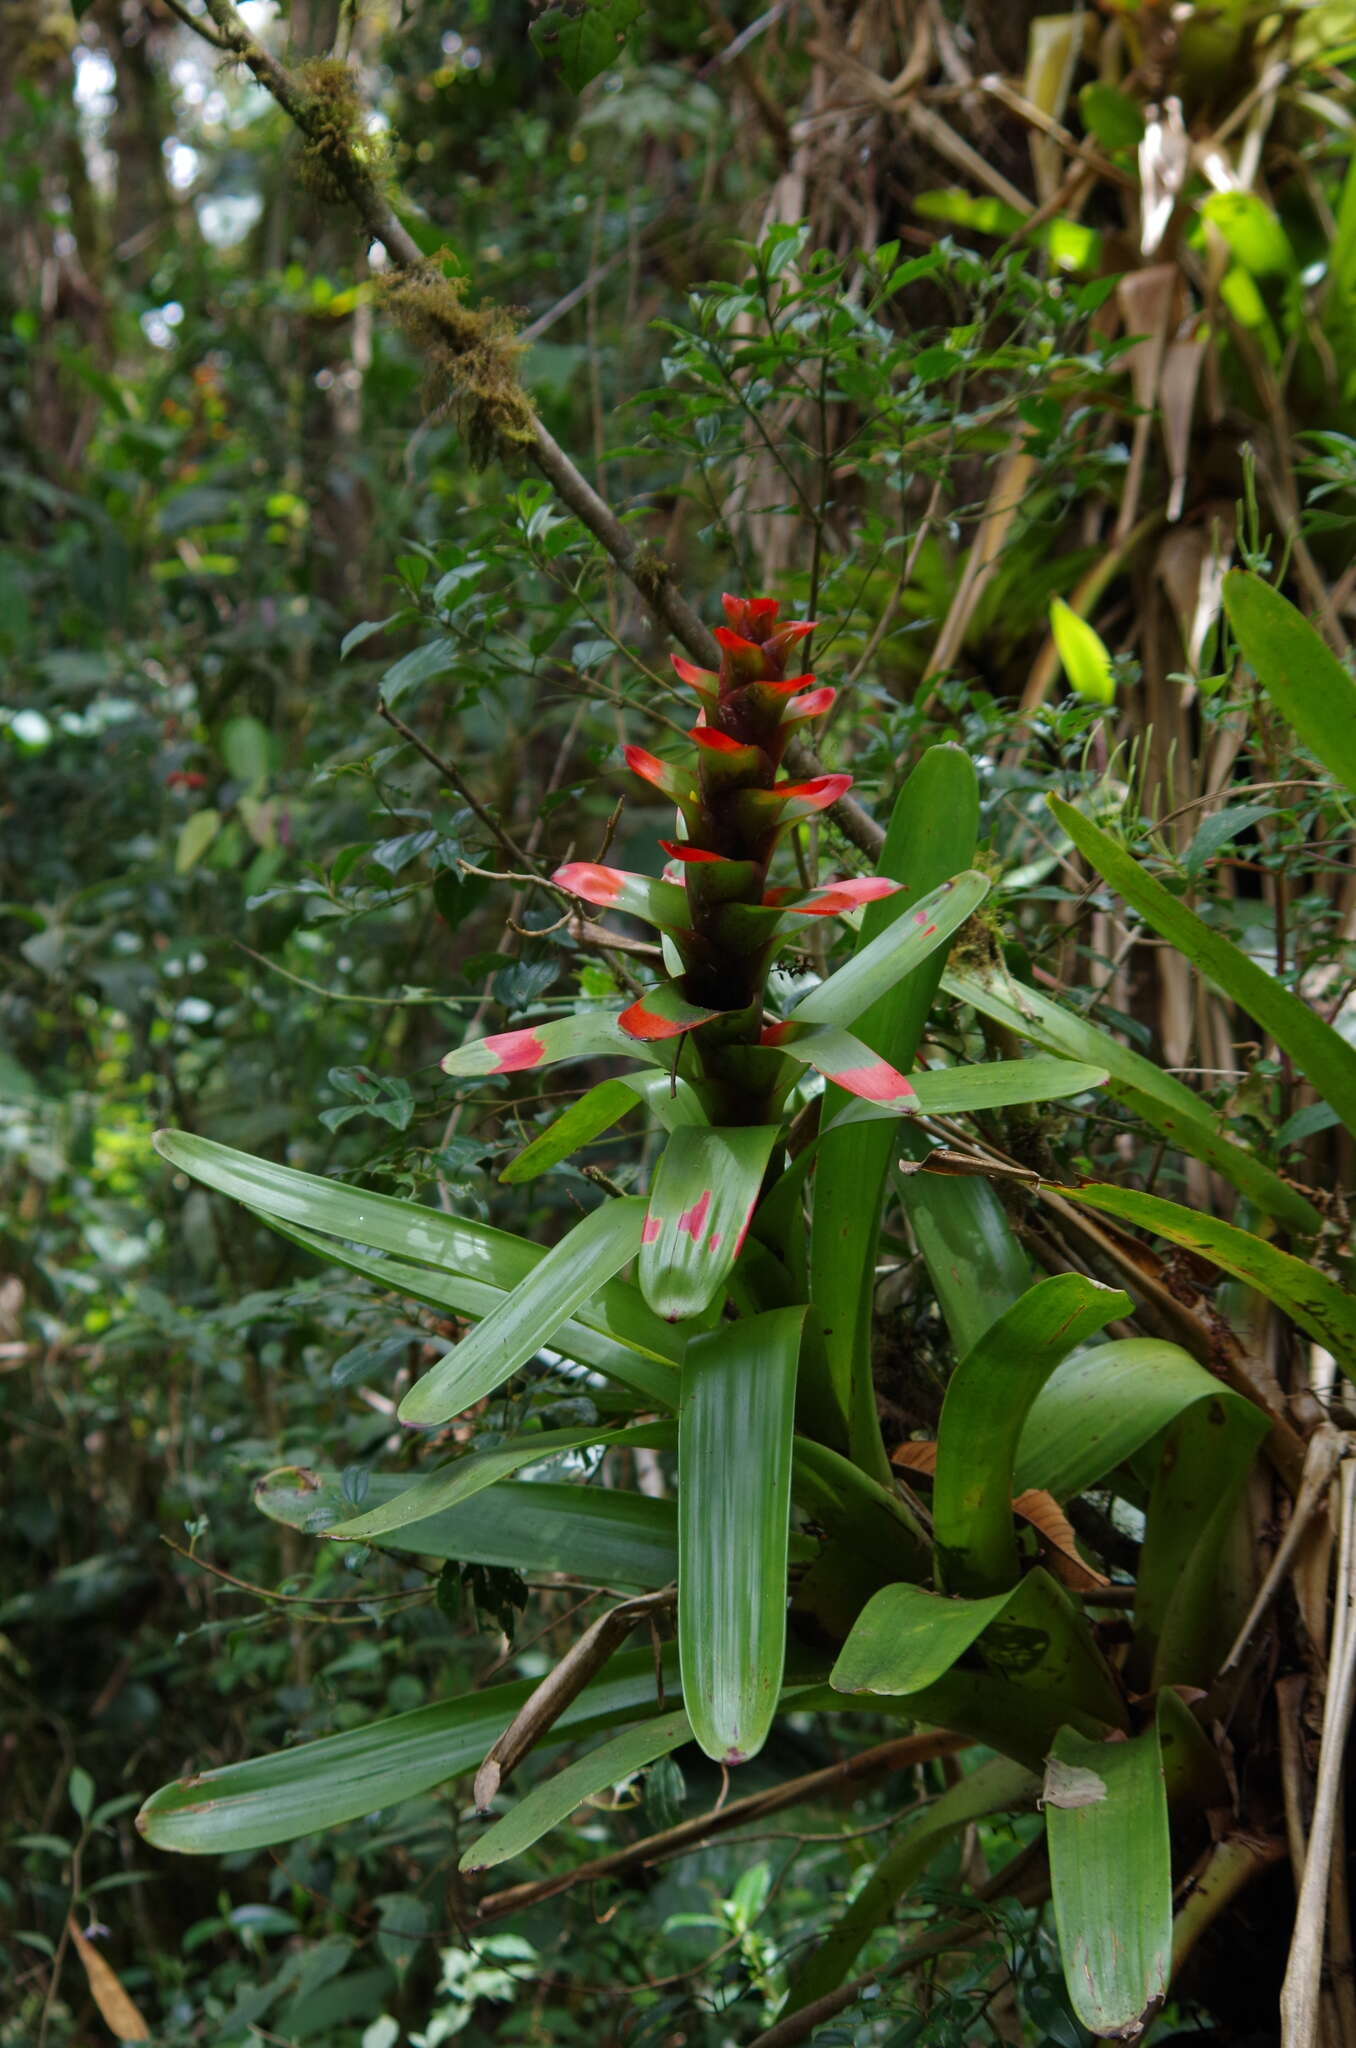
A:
[[398, 1198, 654, 1425], [1050, 597, 1116, 703], [1061, 1181, 1356, 1372], [791, 868, 990, 1029], [1050, 792, 1356, 1139], [1046, 1725, 1172, 2039], [783, 1755, 1038, 2012], [137, 1645, 677, 1855], [943, 964, 1321, 1232], [639, 1125, 779, 1320], [500, 1070, 706, 1183], [325, 1421, 674, 1542], [255, 1470, 678, 1591], [679, 1308, 804, 1763], [933, 1273, 1131, 1594], [461, 1711, 691, 1873], [1222, 569, 1356, 794]]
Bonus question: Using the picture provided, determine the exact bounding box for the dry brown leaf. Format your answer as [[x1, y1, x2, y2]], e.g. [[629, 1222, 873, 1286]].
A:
[[891, 1441, 938, 1475], [66, 1919, 150, 2042]]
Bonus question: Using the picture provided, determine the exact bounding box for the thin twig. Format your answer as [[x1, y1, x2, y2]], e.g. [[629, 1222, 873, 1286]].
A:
[[377, 699, 537, 870]]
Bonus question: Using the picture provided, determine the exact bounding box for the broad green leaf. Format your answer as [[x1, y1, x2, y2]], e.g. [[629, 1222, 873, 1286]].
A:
[[942, 964, 1321, 1233], [175, 809, 220, 874], [1050, 792, 1356, 1139], [1060, 1181, 1356, 1372], [137, 1644, 677, 1854], [1046, 1725, 1172, 2038], [399, 1199, 655, 1425], [1050, 597, 1115, 703], [155, 1131, 683, 1375], [1016, 1338, 1260, 1499], [530, 0, 643, 92], [460, 1710, 691, 1873], [783, 1755, 1037, 2013], [828, 1055, 1108, 1126], [257, 1213, 679, 1407], [255, 1470, 678, 1590], [791, 868, 990, 1028], [896, 1131, 1034, 1356], [1133, 1392, 1267, 1688], [639, 1125, 779, 1320], [831, 1569, 1125, 1737], [933, 1274, 1131, 1594], [440, 1009, 636, 1079], [1223, 570, 1356, 793], [325, 1422, 674, 1542], [810, 745, 981, 1467], [679, 1308, 804, 1763], [769, 1022, 918, 1108]]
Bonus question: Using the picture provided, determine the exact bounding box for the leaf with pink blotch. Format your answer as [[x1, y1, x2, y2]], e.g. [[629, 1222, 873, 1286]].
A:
[[440, 1010, 638, 1079], [639, 1124, 780, 1321], [553, 862, 691, 935], [763, 1021, 920, 1108], [619, 981, 727, 1042]]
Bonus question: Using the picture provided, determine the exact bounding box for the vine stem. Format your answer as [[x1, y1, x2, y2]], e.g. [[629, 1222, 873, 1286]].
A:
[[174, 0, 885, 858]]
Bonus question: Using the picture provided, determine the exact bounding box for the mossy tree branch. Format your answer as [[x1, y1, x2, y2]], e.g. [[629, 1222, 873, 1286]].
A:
[[172, 0, 885, 857]]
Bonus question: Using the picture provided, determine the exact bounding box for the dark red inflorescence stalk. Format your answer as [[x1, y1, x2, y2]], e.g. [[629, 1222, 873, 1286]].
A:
[[617, 596, 849, 1120]]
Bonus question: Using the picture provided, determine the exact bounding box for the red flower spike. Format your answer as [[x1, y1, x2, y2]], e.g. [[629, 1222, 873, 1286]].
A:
[[691, 726, 748, 754], [721, 594, 780, 638], [714, 626, 764, 661]]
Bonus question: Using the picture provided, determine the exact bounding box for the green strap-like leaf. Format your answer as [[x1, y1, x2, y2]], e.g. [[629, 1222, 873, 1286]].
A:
[[325, 1421, 675, 1542], [1050, 791, 1356, 1139], [896, 1131, 1034, 1356], [1223, 569, 1356, 793], [255, 1470, 678, 1590], [639, 1125, 780, 1320], [1016, 1337, 1263, 1500], [399, 1198, 658, 1425], [783, 1754, 1038, 2014], [460, 1710, 692, 1873], [791, 868, 990, 1028], [1046, 1724, 1172, 2039], [933, 1274, 1131, 1594], [942, 964, 1321, 1233], [827, 1054, 1108, 1124], [136, 1645, 678, 1855], [500, 1071, 706, 1183], [258, 1214, 679, 1406], [808, 744, 982, 1468], [1061, 1180, 1356, 1372], [679, 1308, 805, 1763], [155, 1130, 683, 1378]]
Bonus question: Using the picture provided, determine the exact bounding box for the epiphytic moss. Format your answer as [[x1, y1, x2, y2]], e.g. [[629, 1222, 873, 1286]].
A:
[[295, 58, 390, 206], [378, 263, 535, 469]]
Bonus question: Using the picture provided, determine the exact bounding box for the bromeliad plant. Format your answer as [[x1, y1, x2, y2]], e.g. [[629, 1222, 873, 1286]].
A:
[[137, 583, 1355, 2041]]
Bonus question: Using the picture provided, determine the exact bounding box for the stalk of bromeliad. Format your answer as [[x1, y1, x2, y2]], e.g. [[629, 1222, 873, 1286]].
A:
[[559, 596, 884, 1125]]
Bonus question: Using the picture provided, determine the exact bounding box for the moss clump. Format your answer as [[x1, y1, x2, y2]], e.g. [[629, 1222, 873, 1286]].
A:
[[379, 263, 535, 470], [295, 59, 390, 206], [630, 544, 671, 597]]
